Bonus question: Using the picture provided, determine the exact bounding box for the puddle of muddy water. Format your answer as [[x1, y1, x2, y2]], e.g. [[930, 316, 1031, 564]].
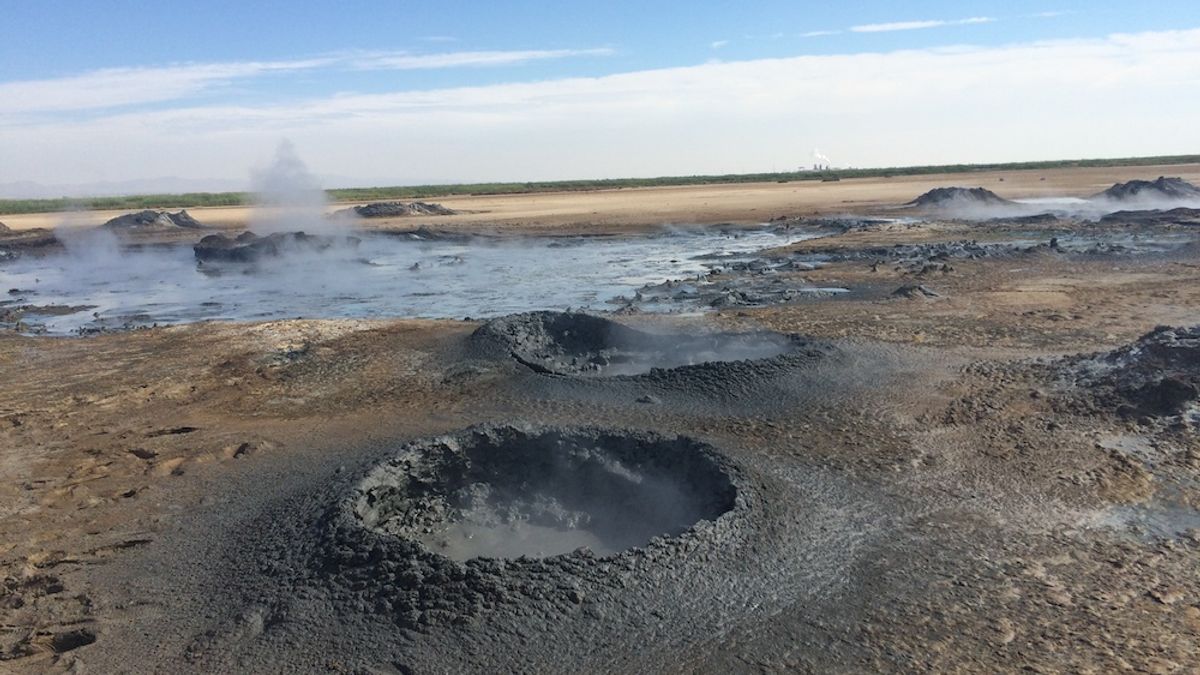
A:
[[420, 520, 617, 560], [0, 226, 823, 335], [356, 426, 737, 562]]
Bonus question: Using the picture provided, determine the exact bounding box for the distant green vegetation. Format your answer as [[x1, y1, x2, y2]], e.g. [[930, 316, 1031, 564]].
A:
[[2, 153, 1198, 215], [0, 192, 248, 216]]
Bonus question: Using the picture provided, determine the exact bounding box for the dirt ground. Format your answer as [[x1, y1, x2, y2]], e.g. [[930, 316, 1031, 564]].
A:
[[2, 166, 1200, 672], [5, 163, 1200, 234]]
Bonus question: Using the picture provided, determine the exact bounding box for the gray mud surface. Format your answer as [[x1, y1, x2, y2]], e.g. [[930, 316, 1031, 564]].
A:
[[73, 334, 900, 673], [471, 310, 810, 377]]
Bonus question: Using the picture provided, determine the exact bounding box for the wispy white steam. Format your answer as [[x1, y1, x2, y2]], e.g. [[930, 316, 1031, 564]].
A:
[[249, 141, 332, 234]]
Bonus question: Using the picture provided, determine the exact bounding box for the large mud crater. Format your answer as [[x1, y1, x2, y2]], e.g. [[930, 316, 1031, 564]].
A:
[[352, 426, 737, 560], [472, 310, 802, 376]]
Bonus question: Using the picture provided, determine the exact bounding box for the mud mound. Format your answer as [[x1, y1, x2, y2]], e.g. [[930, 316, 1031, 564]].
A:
[[101, 209, 206, 230], [1093, 177, 1200, 203], [0, 220, 8, 233], [906, 187, 1013, 209], [347, 201, 456, 218], [354, 426, 735, 561], [472, 311, 800, 376], [193, 231, 360, 263], [1071, 325, 1200, 419], [1099, 207, 1200, 226]]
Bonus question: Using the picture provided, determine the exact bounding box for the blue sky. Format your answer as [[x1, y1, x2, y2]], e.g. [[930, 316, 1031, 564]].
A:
[[2, 1, 1200, 193]]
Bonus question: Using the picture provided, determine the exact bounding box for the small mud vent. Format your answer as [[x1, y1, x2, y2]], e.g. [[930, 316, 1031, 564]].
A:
[[472, 311, 801, 376], [352, 426, 737, 560]]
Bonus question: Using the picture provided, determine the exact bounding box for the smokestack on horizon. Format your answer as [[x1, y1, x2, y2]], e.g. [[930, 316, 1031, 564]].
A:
[[812, 148, 833, 171]]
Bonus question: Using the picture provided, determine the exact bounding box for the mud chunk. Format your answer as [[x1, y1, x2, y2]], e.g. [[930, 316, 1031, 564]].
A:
[[102, 210, 205, 230], [50, 628, 96, 653], [194, 231, 360, 264], [1120, 376, 1198, 418], [891, 284, 941, 299]]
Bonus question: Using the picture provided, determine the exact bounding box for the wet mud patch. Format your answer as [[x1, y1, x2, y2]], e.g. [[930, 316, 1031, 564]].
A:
[[472, 310, 817, 377]]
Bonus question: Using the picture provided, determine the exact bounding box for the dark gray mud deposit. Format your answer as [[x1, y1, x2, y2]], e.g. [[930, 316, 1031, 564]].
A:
[[1063, 324, 1200, 421], [102, 209, 206, 230], [1100, 207, 1200, 226], [1094, 176, 1200, 203], [193, 231, 361, 264], [341, 201, 456, 218], [471, 310, 802, 377], [906, 186, 1013, 209], [72, 329, 904, 673], [94, 417, 885, 673]]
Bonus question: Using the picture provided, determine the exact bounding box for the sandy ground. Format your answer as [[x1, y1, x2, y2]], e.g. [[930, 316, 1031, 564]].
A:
[[2, 164, 1200, 671], [4, 163, 1200, 233]]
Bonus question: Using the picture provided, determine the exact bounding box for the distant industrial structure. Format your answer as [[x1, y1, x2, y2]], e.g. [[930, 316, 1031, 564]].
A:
[[809, 148, 834, 171]]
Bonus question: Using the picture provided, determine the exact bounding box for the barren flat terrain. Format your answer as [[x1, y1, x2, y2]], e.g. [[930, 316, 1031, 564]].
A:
[[3, 164, 1200, 672], [5, 163, 1200, 233]]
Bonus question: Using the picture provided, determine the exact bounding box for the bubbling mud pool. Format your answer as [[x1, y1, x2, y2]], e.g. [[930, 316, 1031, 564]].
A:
[[0, 226, 833, 334], [352, 427, 737, 561]]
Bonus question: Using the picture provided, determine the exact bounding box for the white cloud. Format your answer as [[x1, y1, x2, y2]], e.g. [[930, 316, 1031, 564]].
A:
[[2, 28, 1199, 187], [800, 30, 842, 38], [0, 48, 615, 114], [0, 58, 334, 113], [851, 16, 996, 33], [710, 40, 730, 49]]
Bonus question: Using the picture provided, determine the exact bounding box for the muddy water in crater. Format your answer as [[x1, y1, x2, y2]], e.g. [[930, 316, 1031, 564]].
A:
[[1, 226, 822, 334], [420, 521, 617, 561]]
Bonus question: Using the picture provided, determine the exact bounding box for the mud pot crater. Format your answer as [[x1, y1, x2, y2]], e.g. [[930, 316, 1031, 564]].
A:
[[306, 426, 749, 629], [472, 310, 820, 377], [352, 425, 737, 560]]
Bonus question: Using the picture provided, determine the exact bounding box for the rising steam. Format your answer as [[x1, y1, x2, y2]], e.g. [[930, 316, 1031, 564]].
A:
[[249, 140, 333, 234]]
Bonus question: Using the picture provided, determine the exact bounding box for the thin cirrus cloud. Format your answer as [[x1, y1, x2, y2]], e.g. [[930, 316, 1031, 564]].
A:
[[0, 48, 614, 115], [347, 48, 614, 70], [851, 16, 996, 33]]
